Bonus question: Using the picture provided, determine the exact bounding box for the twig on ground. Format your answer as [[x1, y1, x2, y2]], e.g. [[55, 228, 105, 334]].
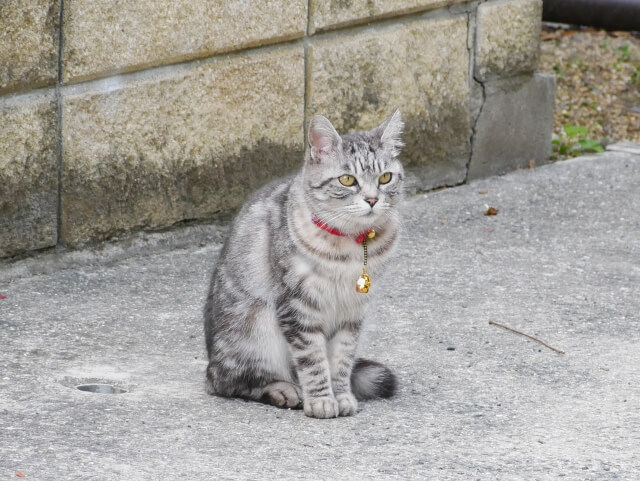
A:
[[489, 321, 565, 355]]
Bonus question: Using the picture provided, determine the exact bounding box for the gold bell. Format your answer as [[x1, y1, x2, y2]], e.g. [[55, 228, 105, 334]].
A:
[[367, 229, 376, 240], [356, 269, 370, 293]]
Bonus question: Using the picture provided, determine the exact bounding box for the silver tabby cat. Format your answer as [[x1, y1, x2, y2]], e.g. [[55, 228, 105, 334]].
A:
[[204, 110, 404, 418]]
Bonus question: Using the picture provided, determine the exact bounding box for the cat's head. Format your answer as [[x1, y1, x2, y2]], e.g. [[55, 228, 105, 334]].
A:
[[303, 109, 405, 234]]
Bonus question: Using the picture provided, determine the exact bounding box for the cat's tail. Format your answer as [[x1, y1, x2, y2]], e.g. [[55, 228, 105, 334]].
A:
[[350, 359, 397, 400]]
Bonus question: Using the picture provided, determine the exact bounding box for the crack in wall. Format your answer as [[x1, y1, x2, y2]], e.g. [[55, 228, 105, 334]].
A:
[[466, 77, 486, 184], [464, 5, 487, 184], [55, 0, 65, 246]]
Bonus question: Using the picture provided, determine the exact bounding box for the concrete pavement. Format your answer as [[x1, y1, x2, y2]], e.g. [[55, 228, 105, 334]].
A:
[[1, 151, 639, 480]]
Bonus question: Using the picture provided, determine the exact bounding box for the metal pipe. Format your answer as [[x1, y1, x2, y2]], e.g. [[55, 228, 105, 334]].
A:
[[543, 0, 640, 31]]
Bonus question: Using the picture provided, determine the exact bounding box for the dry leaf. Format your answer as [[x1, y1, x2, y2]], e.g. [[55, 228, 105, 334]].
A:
[[484, 207, 498, 216], [478, 189, 488, 194], [528, 159, 536, 169], [16, 472, 25, 478]]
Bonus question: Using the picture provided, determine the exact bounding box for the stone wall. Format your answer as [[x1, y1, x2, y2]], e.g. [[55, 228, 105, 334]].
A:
[[0, 0, 554, 258]]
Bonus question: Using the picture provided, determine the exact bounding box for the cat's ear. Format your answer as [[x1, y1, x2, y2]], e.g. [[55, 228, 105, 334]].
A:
[[378, 108, 404, 157], [307, 115, 341, 164]]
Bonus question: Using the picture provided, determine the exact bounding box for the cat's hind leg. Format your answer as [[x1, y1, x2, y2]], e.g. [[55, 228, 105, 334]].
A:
[[206, 361, 302, 408], [256, 381, 303, 409], [206, 298, 306, 409]]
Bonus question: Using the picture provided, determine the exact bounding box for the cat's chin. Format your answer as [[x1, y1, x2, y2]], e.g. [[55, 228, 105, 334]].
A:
[[349, 211, 387, 229]]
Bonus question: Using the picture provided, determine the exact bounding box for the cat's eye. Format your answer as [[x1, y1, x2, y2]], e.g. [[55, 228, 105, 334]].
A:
[[338, 175, 357, 187], [379, 172, 392, 185]]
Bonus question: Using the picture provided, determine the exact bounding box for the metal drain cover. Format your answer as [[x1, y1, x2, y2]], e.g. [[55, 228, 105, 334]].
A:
[[76, 384, 127, 394]]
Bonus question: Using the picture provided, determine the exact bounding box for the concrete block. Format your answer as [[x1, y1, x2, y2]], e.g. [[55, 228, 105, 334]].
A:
[[61, 47, 305, 246], [308, 16, 470, 190], [0, 92, 58, 258], [0, 0, 60, 93], [468, 72, 556, 180], [309, 0, 466, 33], [475, 0, 542, 81], [62, 0, 307, 83]]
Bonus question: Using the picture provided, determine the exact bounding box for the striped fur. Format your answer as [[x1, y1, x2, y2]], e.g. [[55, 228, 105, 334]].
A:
[[204, 110, 404, 418]]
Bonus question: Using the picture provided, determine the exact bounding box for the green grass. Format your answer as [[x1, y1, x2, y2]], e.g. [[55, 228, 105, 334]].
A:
[[631, 67, 640, 90], [617, 44, 631, 63], [552, 124, 605, 157]]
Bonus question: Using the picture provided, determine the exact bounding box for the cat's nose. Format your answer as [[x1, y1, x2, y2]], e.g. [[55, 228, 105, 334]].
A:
[[365, 198, 378, 207]]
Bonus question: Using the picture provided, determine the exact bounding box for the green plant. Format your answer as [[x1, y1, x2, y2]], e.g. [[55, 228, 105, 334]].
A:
[[617, 44, 631, 63], [552, 63, 563, 77], [631, 66, 640, 90], [552, 124, 605, 157], [571, 56, 586, 71]]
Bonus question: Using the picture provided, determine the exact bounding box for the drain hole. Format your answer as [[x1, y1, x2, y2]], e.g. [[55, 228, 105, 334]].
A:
[[76, 384, 127, 394]]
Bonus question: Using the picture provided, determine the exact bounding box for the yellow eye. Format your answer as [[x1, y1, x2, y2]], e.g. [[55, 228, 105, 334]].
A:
[[338, 175, 356, 186], [379, 172, 392, 184]]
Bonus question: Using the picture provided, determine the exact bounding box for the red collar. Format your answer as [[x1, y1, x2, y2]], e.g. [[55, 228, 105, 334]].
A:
[[311, 214, 372, 244]]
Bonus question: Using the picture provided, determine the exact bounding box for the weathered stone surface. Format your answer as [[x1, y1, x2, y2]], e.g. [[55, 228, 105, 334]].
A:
[[0, 0, 59, 94], [468, 73, 556, 180], [61, 48, 305, 246], [308, 16, 470, 190], [0, 92, 58, 258], [62, 0, 307, 83], [310, 0, 466, 33], [475, 0, 543, 81]]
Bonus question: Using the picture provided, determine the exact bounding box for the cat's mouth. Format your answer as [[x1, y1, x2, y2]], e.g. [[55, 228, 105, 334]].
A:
[[364, 207, 384, 218]]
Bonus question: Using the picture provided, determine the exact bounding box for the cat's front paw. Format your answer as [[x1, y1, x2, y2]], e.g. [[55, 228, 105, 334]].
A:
[[304, 396, 339, 419], [335, 392, 358, 417]]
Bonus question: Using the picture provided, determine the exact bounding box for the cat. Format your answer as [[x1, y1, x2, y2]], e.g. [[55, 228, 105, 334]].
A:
[[204, 109, 404, 418]]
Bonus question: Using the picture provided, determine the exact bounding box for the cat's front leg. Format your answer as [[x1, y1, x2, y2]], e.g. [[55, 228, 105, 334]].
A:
[[295, 332, 339, 419], [328, 324, 360, 416], [281, 316, 338, 419]]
